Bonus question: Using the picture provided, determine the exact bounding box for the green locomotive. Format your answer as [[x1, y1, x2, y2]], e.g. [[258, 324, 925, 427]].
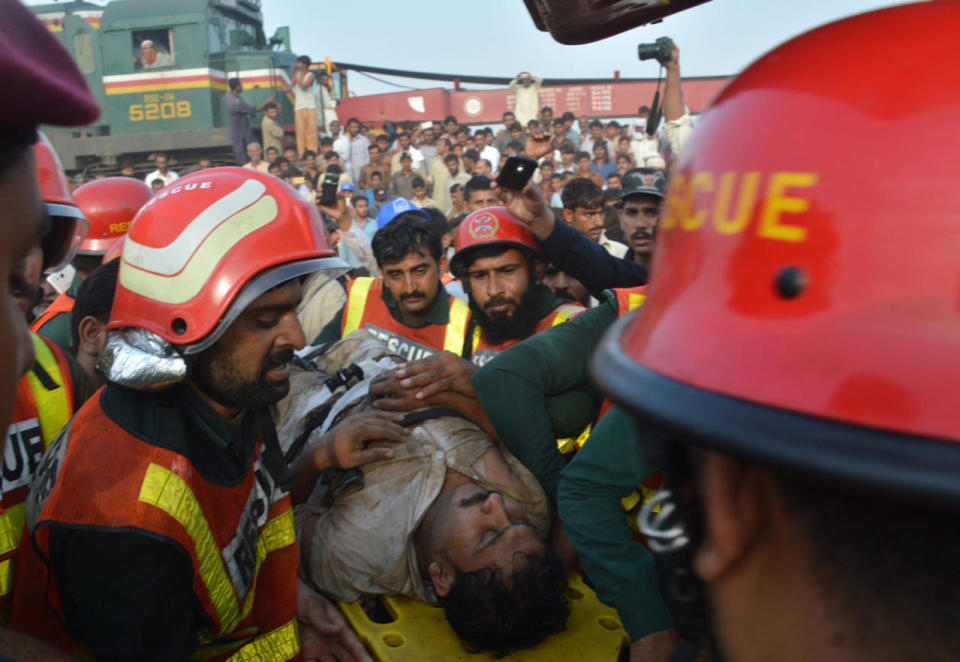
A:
[[32, 0, 344, 176]]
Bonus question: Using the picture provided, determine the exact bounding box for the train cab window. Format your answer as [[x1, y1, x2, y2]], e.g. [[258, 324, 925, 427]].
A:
[[74, 32, 95, 74], [134, 29, 175, 70]]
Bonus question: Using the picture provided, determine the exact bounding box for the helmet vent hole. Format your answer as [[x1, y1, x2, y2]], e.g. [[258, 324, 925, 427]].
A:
[[172, 318, 188, 335], [775, 266, 807, 299]]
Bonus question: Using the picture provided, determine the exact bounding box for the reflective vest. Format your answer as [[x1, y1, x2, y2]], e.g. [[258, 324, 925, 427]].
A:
[[556, 287, 662, 521], [29, 291, 74, 335], [340, 276, 470, 361], [10, 395, 300, 661], [470, 301, 586, 367], [0, 333, 74, 614]]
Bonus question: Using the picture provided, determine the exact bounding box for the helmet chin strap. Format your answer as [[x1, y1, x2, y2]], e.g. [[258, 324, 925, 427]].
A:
[[639, 439, 725, 662]]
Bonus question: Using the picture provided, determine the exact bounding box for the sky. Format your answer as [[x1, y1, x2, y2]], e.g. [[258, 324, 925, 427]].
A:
[[25, 0, 908, 96], [259, 0, 908, 96]]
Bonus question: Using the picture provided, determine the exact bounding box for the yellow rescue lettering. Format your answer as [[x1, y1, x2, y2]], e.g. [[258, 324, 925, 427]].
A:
[[713, 171, 761, 235], [108, 221, 130, 234], [680, 171, 714, 230], [659, 173, 684, 230], [757, 172, 817, 242]]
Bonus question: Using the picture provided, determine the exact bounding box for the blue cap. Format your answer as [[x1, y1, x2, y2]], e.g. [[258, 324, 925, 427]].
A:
[[340, 182, 355, 192], [376, 197, 430, 229]]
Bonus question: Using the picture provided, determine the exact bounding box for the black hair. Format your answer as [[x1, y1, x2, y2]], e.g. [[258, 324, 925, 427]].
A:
[[638, 105, 651, 114], [463, 176, 493, 202], [540, 106, 553, 114], [444, 115, 458, 124], [150, 178, 164, 188], [561, 111, 575, 121], [509, 122, 523, 132], [411, 175, 425, 188], [0, 126, 38, 183], [440, 550, 569, 658], [297, 55, 311, 66], [324, 151, 339, 161], [774, 468, 960, 658], [589, 119, 603, 129], [371, 213, 442, 267], [425, 207, 451, 238], [506, 141, 523, 153], [319, 137, 333, 147], [263, 102, 278, 112], [561, 178, 604, 211], [302, 150, 316, 159], [575, 151, 591, 162], [463, 149, 480, 163], [228, 77, 242, 91], [552, 118, 565, 126], [70, 258, 120, 357], [347, 117, 360, 126], [501, 111, 515, 120], [325, 164, 342, 174], [559, 144, 575, 155], [444, 153, 459, 164], [276, 157, 290, 166], [449, 183, 461, 194], [265, 146, 279, 154]]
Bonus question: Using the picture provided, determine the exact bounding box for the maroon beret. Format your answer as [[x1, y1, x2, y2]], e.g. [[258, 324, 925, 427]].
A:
[[0, 0, 100, 128]]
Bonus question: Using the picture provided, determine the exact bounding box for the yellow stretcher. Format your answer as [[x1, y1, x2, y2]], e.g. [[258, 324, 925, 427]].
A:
[[339, 572, 629, 661]]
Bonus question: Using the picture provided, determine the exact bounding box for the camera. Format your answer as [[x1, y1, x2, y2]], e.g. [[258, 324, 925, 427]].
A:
[[637, 36, 674, 65], [319, 171, 339, 207], [496, 155, 538, 191]]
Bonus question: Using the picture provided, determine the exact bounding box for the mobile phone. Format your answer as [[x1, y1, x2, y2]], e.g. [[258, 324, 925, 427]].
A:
[[319, 172, 339, 207], [496, 155, 538, 190]]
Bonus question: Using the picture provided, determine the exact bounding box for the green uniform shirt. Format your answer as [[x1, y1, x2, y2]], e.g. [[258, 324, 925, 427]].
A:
[[472, 293, 617, 503], [34, 272, 82, 356], [557, 406, 672, 640], [313, 280, 454, 346]]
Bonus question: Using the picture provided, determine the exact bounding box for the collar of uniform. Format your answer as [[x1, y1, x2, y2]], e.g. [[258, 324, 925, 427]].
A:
[[381, 280, 451, 328], [66, 271, 83, 298], [179, 385, 243, 451], [532, 282, 568, 319]]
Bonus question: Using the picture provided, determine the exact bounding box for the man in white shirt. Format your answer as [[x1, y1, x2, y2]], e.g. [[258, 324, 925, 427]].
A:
[[241, 142, 269, 172], [142, 153, 178, 187], [508, 71, 542, 126], [479, 132, 500, 176], [282, 55, 318, 157]]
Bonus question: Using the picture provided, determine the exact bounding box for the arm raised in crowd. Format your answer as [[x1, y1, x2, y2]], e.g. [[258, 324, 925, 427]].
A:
[[494, 180, 647, 297]]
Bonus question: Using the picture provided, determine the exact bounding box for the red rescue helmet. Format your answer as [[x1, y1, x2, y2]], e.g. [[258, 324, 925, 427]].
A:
[[108, 167, 344, 355], [450, 206, 541, 278], [33, 133, 87, 272], [74, 177, 152, 255], [593, 2, 960, 499]]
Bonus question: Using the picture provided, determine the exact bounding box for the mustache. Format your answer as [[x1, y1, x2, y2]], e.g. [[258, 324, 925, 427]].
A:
[[552, 288, 574, 301], [630, 229, 654, 242], [263, 348, 294, 370], [483, 296, 516, 310], [399, 290, 427, 301]]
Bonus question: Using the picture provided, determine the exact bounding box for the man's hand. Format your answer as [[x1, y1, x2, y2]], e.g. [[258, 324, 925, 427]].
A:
[[395, 352, 477, 399], [666, 44, 680, 72], [315, 410, 407, 470], [525, 129, 554, 161], [319, 197, 351, 230], [369, 371, 425, 412], [492, 180, 555, 241], [298, 579, 372, 662]]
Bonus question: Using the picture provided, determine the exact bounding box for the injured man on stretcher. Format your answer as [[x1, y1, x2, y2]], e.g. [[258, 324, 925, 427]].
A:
[[276, 331, 571, 656]]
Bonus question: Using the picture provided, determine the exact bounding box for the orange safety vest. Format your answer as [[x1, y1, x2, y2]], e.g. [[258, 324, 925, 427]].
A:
[[340, 276, 471, 361], [469, 301, 587, 367], [29, 291, 75, 334], [10, 395, 301, 661], [0, 333, 74, 616]]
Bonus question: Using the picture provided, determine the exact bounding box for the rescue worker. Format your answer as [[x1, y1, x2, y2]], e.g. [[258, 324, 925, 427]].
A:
[[591, 5, 960, 661], [0, 0, 99, 657], [31, 176, 150, 354], [313, 198, 471, 361], [9, 168, 372, 661]]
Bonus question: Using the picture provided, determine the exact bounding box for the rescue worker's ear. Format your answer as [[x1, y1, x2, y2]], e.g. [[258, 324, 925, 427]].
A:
[[692, 452, 771, 583], [428, 560, 454, 598], [78, 315, 106, 358], [532, 257, 546, 284], [561, 209, 574, 225]]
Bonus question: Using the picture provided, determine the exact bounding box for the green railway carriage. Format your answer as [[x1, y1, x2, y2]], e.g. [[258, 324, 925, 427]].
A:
[[32, 0, 342, 176]]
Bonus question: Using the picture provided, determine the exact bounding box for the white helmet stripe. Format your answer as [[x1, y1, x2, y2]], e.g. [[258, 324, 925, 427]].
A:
[[118, 194, 278, 305], [124, 178, 267, 276]]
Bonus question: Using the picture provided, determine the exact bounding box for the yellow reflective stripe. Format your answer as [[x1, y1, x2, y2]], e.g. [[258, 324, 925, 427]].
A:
[[138, 463, 239, 633], [470, 324, 482, 353], [0, 559, 11, 598], [26, 334, 71, 448], [0, 509, 19, 556], [626, 293, 647, 311], [225, 619, 300, 662], [236, 509, 296, 624], [620, 490, 641, 512], [444, 296, 470, 355], [556, 423, 592, 454], [120, 195, 278, 304], [342, 277, 373, 336], [550, 304, 585, 326]]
